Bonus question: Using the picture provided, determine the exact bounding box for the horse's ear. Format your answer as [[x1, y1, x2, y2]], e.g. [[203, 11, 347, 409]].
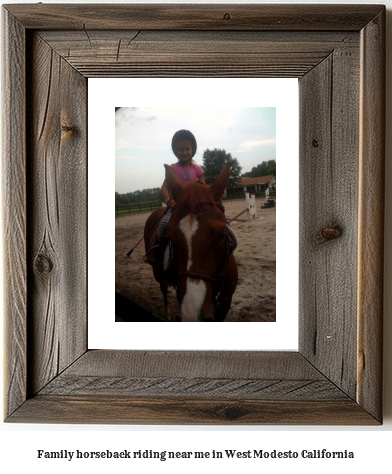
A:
[[211, 161, 231, 201], [164, 164, 183, 200]]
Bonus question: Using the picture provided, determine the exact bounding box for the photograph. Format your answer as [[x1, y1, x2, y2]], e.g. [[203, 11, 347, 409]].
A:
[[115, 107, 277, 322], [2, 1, 390, 449]]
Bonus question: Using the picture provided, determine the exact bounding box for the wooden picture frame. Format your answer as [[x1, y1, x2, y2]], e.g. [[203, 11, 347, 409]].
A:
[[3, 4, 385, 424]]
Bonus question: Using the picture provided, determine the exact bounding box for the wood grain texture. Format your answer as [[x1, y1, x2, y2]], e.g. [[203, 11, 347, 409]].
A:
[[38, 30, 358, 78], [7, 350, 378, 424], [2, 9, 27, 419], [56, 350, 325, 379], [299, 42, 360, 399], [9, 396, 378, 425], [27, 33, 87, 395], [37, 351, 346, 401], [39, 377, 347, 400], [357, 9, 385, 422], [45, 350, 337, 389], [4, 4, 384, 31], [2, 4, 385, 425]]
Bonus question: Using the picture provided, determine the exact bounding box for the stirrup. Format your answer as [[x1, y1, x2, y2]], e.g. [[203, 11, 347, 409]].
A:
[[143, 244, 161, 265]]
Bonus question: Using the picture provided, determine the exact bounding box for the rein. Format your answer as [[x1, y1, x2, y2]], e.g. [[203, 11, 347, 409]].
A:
[[196, 200, 225, 214], [177, 272, 218, 286]]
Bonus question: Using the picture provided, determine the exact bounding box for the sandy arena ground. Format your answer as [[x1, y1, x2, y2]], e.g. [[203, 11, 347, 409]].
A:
[[115, 197, 276, 322]]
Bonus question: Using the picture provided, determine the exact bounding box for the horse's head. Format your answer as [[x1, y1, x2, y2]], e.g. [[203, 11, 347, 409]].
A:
[[164, 162, 237, 321]]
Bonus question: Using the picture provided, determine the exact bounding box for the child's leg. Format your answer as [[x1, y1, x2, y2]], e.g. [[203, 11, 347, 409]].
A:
[[144, 208, 172, 265], [157, 208, 172, 238]]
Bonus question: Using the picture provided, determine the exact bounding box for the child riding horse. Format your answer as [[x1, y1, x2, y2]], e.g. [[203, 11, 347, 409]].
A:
[[144, 161, 238, 321], [145, 129, 236, 266]]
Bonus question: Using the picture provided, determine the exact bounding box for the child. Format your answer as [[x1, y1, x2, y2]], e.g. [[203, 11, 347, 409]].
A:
[[145, 130, 236, 265], [158, 129, 205, 238]]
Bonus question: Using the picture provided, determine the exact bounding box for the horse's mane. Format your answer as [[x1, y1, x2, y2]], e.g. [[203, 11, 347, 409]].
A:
[[171, 182, 216, 224]]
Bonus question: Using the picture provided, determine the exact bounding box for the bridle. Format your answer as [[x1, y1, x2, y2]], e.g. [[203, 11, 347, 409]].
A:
[[170, 200, 233, 306]]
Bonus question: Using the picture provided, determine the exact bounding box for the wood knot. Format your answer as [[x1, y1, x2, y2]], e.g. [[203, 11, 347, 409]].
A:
[[223, 405, 244, 420], [34, 253, 53, 274], [314, 225, 342, 245], [61, 124, 77, 133], [223, 13, 231, 21], [61, 111, 77, 136]]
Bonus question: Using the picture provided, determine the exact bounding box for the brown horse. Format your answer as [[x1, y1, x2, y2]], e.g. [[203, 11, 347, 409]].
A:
[[144, 162, 238, 321]]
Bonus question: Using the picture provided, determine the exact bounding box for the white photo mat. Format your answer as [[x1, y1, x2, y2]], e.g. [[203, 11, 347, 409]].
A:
[[88, 78, 299, 350]]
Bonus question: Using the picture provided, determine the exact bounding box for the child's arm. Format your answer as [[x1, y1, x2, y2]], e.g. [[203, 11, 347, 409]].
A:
[[161, 180, 175, 207]]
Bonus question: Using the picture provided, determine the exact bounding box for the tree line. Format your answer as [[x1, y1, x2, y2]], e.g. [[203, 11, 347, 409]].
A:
[[242, 160, 276, 178], [116, 188, 161, 206], [116, 149, 276, 205]]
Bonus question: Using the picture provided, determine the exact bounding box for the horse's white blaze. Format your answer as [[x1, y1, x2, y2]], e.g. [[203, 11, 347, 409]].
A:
[[181, 279, 207, 321], [178, 215, 207, 320], [179, 215, 199, 271]]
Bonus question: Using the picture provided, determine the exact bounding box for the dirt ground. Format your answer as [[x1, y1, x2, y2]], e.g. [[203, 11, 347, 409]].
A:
[[115, 197, 276, 322]]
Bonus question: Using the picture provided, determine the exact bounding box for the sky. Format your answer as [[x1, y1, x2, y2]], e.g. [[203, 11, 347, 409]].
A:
[[115, 107, 276, 194]]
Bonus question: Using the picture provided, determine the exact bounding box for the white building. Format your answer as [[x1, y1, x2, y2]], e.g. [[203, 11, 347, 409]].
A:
[[230, 175, 276, 194]]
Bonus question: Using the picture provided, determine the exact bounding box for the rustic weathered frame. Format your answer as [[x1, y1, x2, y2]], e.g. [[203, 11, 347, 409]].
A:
[[3, 4, 385, 424]]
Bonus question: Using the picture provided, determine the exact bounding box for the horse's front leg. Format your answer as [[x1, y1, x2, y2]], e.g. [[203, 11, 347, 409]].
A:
[[159, 280, 175, 321], [152, 265, 173, 321], [215, 255, 238, 321], [214, 296, 233, 322]]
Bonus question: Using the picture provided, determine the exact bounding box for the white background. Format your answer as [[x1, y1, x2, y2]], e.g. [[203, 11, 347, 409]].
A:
[[1, 0, 391, 473]]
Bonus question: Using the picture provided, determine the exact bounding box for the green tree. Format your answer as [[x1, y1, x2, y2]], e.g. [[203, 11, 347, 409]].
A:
[[242, 159, 276, 178], [115, 187, 161, 204], [202, 148, 242, 189]]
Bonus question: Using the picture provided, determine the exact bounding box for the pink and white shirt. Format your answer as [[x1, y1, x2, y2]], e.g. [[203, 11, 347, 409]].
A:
[[170, 162, 204, 183]]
